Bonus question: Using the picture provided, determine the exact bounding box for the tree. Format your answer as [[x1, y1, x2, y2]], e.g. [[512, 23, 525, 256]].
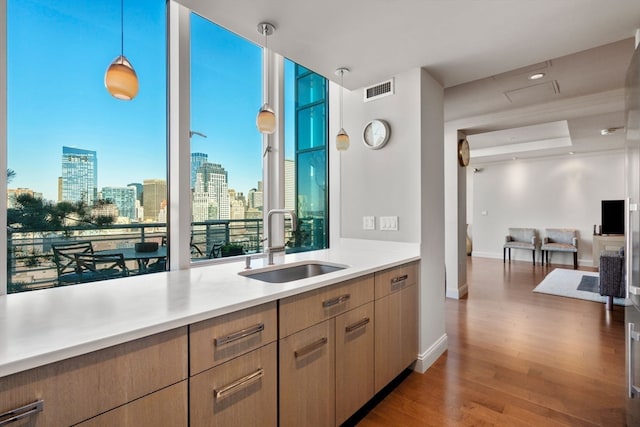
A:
[[7, 194, 116, 235]]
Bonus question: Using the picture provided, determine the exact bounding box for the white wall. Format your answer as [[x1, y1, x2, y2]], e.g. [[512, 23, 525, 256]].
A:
[[332, 68, 446, 372], [471, 151, 625, 265], [339, 70, 421, 242]]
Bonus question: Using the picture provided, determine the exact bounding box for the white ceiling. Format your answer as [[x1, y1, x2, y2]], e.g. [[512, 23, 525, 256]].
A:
[[182, 0, 640, 163]]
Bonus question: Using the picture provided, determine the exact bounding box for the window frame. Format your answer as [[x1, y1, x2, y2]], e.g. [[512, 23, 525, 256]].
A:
[[0, 0, 328, 294]]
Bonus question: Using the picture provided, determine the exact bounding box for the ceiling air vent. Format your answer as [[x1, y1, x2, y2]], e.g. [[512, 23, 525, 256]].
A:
[[363, 78, 394, 102]]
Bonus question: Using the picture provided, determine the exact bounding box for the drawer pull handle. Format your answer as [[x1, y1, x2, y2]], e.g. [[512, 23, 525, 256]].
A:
[[214, 369, 264, 400], [322, 294, 351, 308], [390, 274, 409, 291], [214, 323, 265, 346], [294, 337, 328, 358], [345, 317, 370, 333], [0, 400, 44, 425]]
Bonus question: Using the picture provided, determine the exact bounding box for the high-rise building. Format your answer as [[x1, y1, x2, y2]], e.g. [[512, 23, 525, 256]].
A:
[[191, 153, 208, 190], [127, 183, 143, 202], [194, 162, 230, 220], [285, 159, 295, 211], [61, 146, 97, 205], [102, 186, 136, 220], [247, 181, 263, 211], [143, 179, 167, 222]]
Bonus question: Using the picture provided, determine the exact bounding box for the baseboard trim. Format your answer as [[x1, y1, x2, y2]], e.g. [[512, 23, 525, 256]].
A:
[[472, 252, 592, 267], [446, 283, 468, 299], [414, 333, 447, 373]]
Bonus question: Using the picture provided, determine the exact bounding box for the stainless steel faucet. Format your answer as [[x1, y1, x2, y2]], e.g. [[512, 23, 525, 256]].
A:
[[265, 209, 297, 265]]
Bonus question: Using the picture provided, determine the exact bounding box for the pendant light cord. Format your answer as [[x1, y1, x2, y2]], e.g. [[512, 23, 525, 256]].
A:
[[263, 25, 269, 105], [120, 0, 124, 56], [339, 70, 344, 129]]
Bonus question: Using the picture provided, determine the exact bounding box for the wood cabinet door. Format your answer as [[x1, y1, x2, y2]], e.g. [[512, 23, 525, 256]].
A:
[[76, 381, 188, 427], [189, 342, 277, 427], [335, 302, 375, 425], [0, 327, 187, 426], [279, 319, 335, 427], [401, 282, 419, 370]]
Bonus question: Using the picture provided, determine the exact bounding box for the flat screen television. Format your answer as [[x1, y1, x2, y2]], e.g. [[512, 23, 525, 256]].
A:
[[601, 199, 625, 235]]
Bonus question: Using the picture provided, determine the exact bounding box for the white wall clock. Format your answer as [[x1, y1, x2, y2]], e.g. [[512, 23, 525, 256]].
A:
[[362, 119, 390, 150]]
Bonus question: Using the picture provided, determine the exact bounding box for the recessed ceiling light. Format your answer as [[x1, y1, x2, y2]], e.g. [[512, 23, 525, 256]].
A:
[[569, 151, 575, 155], [512, 156, 518, 160], [601, 127, 623, 136], [528, 72, 545, 80]]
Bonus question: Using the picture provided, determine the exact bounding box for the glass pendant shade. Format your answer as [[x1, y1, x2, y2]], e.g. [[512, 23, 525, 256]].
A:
[[336, 128, 350, 151], [257, 103, 276, 134], [105, 55, 139, 101]]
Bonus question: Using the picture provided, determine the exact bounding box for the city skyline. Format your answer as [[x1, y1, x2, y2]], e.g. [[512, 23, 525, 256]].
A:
[[7, 1, 298, 204]]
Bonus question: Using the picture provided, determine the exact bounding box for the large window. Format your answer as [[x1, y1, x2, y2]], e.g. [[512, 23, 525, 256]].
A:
[[3, 1, 329, 294], [285, 61, 329, 251], [189, 13, 262, 261], [6, 0, 167, 292]]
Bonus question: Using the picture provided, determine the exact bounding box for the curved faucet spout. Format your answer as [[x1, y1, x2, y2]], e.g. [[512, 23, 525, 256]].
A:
[[266, 209, 298, 264]]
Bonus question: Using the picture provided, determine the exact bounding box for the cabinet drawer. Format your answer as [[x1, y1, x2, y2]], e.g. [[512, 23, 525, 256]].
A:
[[76, 381, 188, 427], [279, 274, 374, 338], [190, 302, 277, 375], [374, 261, 418, 299], [190, 342, 277, 427], [0, 327, 187, 426]]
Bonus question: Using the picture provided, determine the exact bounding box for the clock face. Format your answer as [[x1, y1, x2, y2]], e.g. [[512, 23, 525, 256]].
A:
[[363, 119, 390, 149], [458, 138, 470, 166]]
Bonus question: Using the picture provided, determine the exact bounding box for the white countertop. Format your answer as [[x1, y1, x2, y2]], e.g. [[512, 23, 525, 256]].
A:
[[0, 239, 419, 377]]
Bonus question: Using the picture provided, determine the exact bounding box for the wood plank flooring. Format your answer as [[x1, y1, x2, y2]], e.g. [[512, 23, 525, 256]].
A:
[[357, 257, 627, 426]]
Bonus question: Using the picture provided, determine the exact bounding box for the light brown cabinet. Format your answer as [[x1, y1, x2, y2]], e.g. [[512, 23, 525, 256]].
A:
[[77, 381, 188, 427], [279, 319, 335, 427], [374, 262, 419, 393], [0, 327, 188, 426], [189, 301, 277, 376], [190, 342, 277, 427], [335, 301, 375, 425], [188, 302, 278, 427], [278, 275, 376, 427], [1, 262, 419, 427]]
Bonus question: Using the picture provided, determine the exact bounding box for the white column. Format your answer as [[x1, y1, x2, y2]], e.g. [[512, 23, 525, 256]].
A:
[[167, 1, 192, 270]]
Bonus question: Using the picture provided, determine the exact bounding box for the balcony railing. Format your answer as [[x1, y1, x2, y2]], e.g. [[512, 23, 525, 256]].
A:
[[7, 217, 324, 293]]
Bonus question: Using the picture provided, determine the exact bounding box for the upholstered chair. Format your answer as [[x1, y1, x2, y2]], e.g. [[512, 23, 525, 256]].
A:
[[541, 228, 578, 268], [503, 228, 538, 265]]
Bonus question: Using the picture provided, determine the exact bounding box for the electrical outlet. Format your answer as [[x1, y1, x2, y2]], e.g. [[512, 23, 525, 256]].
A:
[[380, 216, 398, 231], [362, 216, 375, 230]]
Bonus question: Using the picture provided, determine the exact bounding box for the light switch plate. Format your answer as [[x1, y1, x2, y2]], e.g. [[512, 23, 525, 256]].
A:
[[380, 216, 398, 231], [363, 216, 375, 230]]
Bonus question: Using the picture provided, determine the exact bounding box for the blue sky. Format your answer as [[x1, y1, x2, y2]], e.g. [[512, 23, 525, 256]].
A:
[[7, 0, 295, 201]]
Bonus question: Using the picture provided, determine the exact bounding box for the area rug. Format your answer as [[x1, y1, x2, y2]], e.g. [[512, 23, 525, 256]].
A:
[[533, 268, 630, 306]]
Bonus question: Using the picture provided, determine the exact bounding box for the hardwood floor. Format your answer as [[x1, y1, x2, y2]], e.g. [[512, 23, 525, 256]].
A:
[[358, 257, 627, 426]]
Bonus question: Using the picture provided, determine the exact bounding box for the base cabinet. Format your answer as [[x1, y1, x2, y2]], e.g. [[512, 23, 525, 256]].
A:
[[77, 381, 188, 427], [279, 319, 335, 427], [335, 302, 375, 425], [374, 262, 419, 393], [0, 327, 187, 426], [190, 342, 277, 427], [2, 262, 419, 427]]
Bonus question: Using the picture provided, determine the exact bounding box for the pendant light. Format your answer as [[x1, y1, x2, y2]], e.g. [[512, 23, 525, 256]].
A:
[[105, 0, 139, 100], [256, 23, 277, 134], [335, 67, 350, 151]]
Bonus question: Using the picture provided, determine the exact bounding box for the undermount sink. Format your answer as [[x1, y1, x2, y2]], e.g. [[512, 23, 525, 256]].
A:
[[239, 260, 347, 283]]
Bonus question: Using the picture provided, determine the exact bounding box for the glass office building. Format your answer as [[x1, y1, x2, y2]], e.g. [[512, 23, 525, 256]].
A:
[[61, 146, 98, 206]]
